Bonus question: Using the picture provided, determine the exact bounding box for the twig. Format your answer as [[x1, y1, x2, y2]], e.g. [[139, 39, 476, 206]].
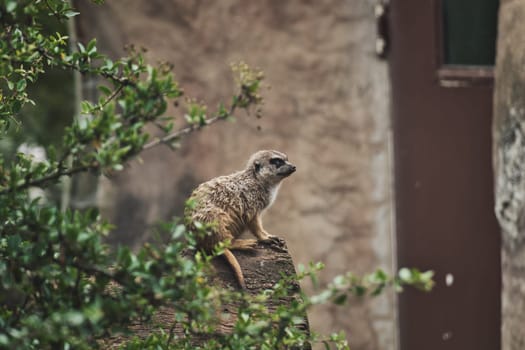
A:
[[37, 47, 131, 87], [56, 147, 72, 171], [142, 97, 238, 151], [142, 116, 219, 151], [0, 163, 96, 195], [97, 84, 124, 111]]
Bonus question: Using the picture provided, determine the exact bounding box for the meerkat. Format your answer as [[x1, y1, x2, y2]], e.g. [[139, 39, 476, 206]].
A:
[[185, 150, 296, 289]]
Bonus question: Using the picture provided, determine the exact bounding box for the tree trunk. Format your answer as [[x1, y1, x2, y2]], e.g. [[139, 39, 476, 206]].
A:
[[101, 238, 310, 349]]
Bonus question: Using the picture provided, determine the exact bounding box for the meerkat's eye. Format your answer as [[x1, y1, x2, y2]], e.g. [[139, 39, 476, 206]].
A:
[[269, 157, 285, 167]]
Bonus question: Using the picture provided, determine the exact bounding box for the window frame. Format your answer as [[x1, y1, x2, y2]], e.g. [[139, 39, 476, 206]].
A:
[[434, 0, 496, 87]]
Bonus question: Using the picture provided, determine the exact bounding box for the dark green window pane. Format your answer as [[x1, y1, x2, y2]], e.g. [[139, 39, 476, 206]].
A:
[[442, 0, 499, 66]]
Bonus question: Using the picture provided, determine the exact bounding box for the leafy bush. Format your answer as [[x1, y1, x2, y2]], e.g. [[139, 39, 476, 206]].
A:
[[0, 1, 434, 349]]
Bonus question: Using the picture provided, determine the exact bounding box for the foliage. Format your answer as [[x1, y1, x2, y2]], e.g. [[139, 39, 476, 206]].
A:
[[0, 3, 74, 160], [0, 1, 434, 349]]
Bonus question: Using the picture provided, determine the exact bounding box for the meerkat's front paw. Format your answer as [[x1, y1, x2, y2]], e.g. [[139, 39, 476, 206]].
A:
[[266, 236, 287, 252], [260, 235, 285, 247], [268, 235, 282, 243], [259, 234, 278, 242]]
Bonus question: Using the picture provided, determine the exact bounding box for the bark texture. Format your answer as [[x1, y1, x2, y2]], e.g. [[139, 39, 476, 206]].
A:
[[493, 1, 525, 349], [101, 239, 310, 349]]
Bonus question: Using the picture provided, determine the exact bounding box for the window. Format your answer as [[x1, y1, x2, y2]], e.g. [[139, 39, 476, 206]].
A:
[[442, 0, 499, 66], [438, 0, 499, 86]]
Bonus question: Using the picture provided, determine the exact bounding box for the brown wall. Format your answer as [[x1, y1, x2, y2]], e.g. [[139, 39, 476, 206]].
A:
[[76, 1, 396, 349], [494, 1, 525, 349]]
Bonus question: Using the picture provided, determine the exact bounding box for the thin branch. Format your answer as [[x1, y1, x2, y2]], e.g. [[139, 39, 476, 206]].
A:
[[37, 47, 132, 87], [68, 260, 115, 282], [56, 147, 72, 171], [94, 84, 124, 111], [0, 163, 96, 195], [142, 97, 239, 151], [152, 120, 168, 133], [141, 116, 219, 151]]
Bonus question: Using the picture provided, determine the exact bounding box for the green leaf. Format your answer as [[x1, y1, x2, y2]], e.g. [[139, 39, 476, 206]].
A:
[[98, 85, 111, 96], [240, 312, 250, 323], [333, 293, 347, 305], [7, 234, 21, 251], [172, 224, 186, 240], [6, 1, 17, 12], [352, 285, 366, 297], [81, 100, 93, 114], [65, 11, 80, 18], [112, 164, 124, 171], [373, 269, 387, 282], [398, 267, 412, 281], [86, 38, 97, 53], [332, 275, 346, 288], [16, 79, 27, 92], [64, 311, 85, 326], [218, 102, 229, 118], [12, 100, 22, 113]]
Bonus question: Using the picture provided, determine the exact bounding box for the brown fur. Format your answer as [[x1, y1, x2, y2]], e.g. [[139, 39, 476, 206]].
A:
[[185, 150, 296, 289]]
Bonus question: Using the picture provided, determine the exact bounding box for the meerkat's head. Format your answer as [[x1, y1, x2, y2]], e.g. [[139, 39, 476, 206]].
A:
[[246, 150, 296, 185]]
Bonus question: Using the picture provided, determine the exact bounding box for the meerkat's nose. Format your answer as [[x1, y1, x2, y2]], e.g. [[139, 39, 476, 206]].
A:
[[290, 165, 297, 172]]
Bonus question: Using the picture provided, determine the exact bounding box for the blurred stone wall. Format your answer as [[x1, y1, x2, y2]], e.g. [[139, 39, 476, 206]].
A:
[[76, 1, 396, 349], [493, 0, 525, 349]]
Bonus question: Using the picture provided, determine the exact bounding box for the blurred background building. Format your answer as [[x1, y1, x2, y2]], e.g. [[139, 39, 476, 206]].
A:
[[76, 1, 396, 349], [15, 0, 523, 349]]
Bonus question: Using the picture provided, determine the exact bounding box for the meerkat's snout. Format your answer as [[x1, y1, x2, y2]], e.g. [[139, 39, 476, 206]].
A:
[[279, 162, 296, 177]]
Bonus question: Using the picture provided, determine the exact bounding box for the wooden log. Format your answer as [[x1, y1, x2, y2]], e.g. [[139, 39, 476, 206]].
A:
[[101, 238, 310, 349]]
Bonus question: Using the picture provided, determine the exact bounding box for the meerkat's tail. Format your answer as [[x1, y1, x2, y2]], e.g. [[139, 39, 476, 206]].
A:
[[230, 239, 257, 250], [223, 248, 246, 289]]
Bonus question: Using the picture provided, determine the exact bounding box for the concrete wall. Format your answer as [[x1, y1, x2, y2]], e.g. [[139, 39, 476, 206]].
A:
[[494, 1, 525, 349], [76, 1, 396, 349]]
